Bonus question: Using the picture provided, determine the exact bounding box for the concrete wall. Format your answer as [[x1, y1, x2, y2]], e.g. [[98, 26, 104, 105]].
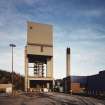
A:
[[27, 45, 53, 56], [27, 21, 53, 56], [27, 21, 53, 45]]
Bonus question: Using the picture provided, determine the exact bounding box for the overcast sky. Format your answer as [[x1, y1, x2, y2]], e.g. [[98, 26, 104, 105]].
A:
[[0, 0, 105, 79]]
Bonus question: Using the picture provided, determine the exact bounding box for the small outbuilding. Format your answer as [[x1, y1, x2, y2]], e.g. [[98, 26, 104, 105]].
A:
[[0, 84, 12, 93]]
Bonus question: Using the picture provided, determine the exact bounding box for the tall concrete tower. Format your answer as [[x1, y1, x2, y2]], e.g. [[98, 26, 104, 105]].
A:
[[63, 47, 71, 93], [66, 48, 70, 77], [25, 21, 53, 92]]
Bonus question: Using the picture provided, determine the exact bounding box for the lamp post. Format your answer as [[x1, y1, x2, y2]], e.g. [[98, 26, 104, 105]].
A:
[[9, 44, 16, 95]]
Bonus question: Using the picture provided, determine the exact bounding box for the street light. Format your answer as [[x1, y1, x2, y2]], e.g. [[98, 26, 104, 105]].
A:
[[9, 44, 16, 95]]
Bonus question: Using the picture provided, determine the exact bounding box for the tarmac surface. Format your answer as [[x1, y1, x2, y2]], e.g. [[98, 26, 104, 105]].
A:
[[0, 92, 105, 105]]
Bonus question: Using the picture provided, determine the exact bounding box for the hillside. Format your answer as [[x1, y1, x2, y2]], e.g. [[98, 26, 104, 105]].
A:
[[0, 69, 24, 90]]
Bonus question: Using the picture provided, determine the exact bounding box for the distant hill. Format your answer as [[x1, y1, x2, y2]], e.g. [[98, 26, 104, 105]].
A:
[[0, 69, 24, 90]]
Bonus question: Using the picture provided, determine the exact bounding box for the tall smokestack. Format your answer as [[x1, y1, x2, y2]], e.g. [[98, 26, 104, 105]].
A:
[[66, 48, 70, 77]]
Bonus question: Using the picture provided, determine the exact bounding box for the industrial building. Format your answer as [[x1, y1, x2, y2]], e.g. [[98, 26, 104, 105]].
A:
[[58, 48, 81, 94], [87, 70, 105, 95], [70, 70, 105, 95], [25, 22, 53, 92], [0, 84, 12, 94], [55, 77, 81, 93], [24, 21, 105, 95], [24, 22, 86, 93], [71, 76, 87, 93], [63, 70, 105, 94]]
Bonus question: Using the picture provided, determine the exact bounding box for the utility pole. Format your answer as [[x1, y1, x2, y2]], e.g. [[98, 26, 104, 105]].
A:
[[9, 44, 16, 95]]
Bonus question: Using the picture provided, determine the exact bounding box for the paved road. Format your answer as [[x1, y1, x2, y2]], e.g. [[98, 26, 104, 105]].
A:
[[0, 93, 105, 105]]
